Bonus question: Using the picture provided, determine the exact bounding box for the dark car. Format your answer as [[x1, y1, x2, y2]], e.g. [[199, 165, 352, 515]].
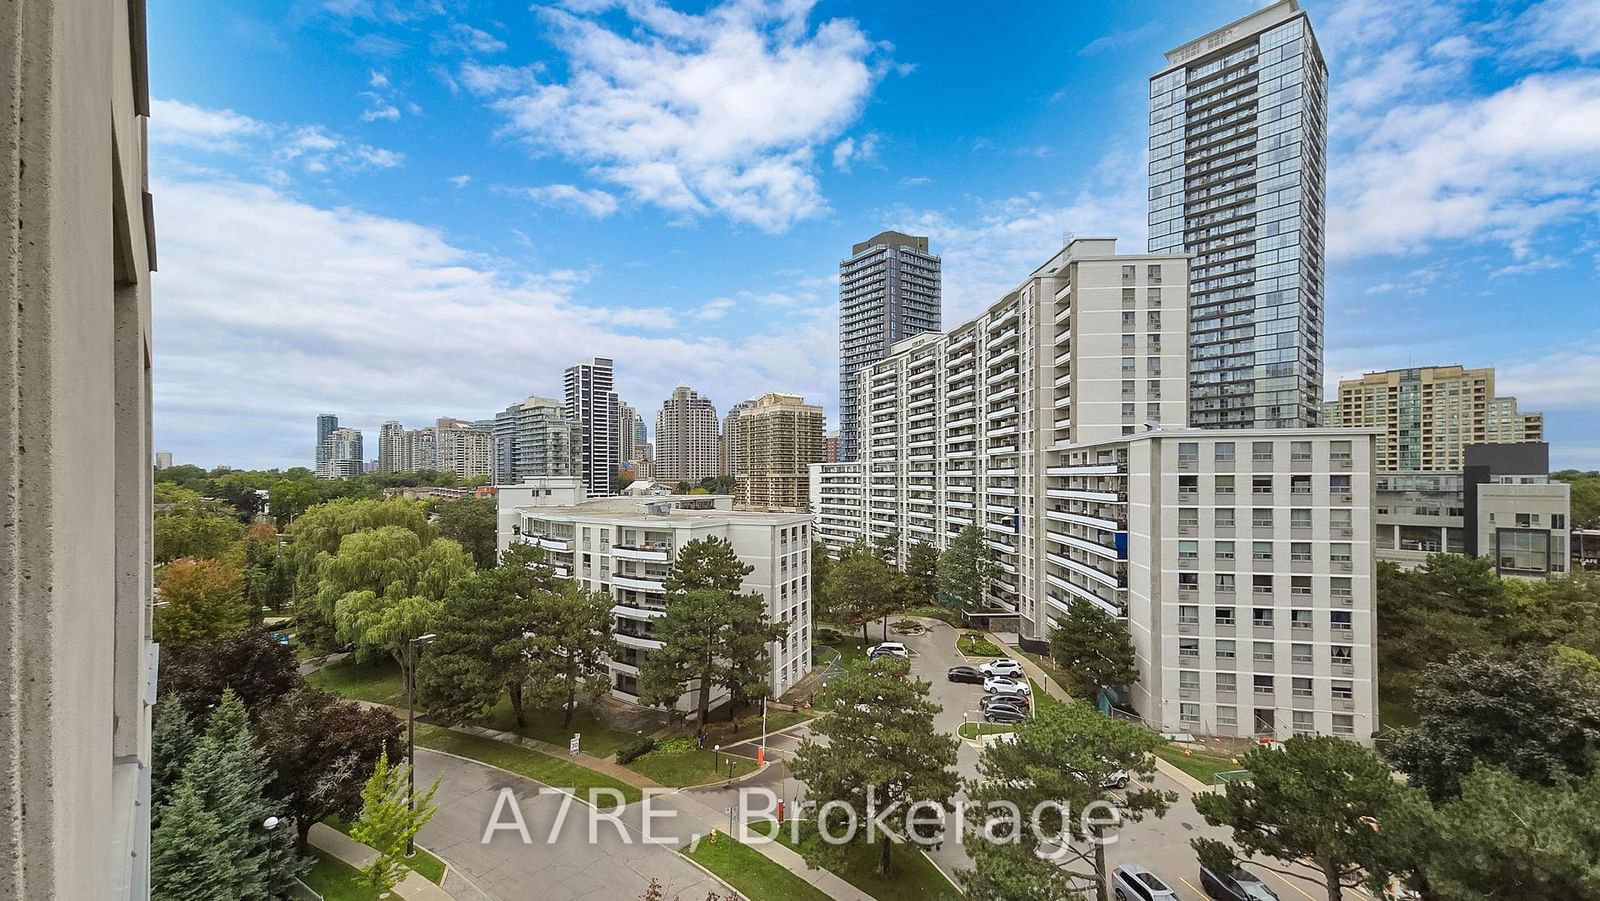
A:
[[984, 705, 1028, 724], [947, 666, 985, 684], [981, 692, 1030, 712], [1200, 866, 1280, 901]]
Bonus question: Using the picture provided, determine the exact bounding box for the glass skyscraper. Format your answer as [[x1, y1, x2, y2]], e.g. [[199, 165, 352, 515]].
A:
[[1148, 0, 1327, 429]]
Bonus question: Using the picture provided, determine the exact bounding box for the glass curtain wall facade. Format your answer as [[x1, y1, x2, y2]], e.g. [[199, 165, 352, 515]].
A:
[[1149, 1, 1327, 430]]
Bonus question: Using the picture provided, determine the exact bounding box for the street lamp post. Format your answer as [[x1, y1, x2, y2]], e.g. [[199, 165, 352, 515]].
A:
[[406, 632, 437, 857]]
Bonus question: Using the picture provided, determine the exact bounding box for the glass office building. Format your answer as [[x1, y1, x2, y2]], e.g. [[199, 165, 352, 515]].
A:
[[1149, 0, 1328, 429]]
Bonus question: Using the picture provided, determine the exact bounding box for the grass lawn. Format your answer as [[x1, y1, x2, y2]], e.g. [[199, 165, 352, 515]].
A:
[[1028, 678, 1067, 714], [305, 656, 412, 708], [956, 633, 1004, 657], [751, 820, 962, 901], [817, 637, 870, 674], [626, 747, 758, 786], [957, 722, 1018, 740], [476, 694, 637, 759], [1154, 744, 1244, 785], [413, 723, 644, 804], [704, 709, 813, 745], [1021, 652, 1077, 698], [682, 830, 832, 901], [321, 817, 445, 885], [901, 604, 961, 627], [302, 848, 379, 901]]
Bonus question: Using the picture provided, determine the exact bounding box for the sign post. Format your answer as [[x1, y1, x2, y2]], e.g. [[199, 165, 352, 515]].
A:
[[569, 733, 580, 758]]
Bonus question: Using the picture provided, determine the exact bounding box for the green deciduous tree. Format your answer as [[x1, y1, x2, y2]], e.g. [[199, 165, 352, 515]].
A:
[[810, 539, 835, 623], [239, 522, 290, 619], [351, 750, 440, 896], [435, 495, 498, 568], [256, 687, 403, 849], [1193, 736, 1418, 901], [790, 657, 960, 877], [825, 551, 901, 647], [962, 701, 1174, 901], [637, 587, 776, 737], [525, 580, 619, 727], [937, 524, 993, 615], [1376, 556, 1514, 710], [154, 498, 247, 564], [664, 535, 753, 595], [1384, 649, 1600, 802], [1553, 469, 1600, 529], [155, 556, 250, 644], [905, 541, 939, 605], [287, 498, 438, 649], [1048, 599, 1138, 702]]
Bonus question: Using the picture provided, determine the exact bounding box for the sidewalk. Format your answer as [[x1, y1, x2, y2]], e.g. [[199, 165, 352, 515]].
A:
[[986, 632, 1210, 794], [308, 822, 455, 900], [665, 794, 874, 901]]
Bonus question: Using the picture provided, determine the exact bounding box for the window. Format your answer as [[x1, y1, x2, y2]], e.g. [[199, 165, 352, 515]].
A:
[[1252, 441, 1274, 462], [1291, 608, 1313, 630], [1122, 356, 1135, 373], [1330, 440, 1352, 462], [1252, 541, 1274, 561], [1554, 513, 1567, 530], [1331, 680, 1354, 700], [1291, 575, 1312, 596], [1292, 678, 1314, 698], [1217, 706, 1238, 728], [1122, 264, 1136, 283], [1122, 310, 1136, 328], [1216, 573, 1236, 593], [1290, 474, 1312, 495], [1178, 540, 1198, 561], [1216, 639, 1236, 660], [1178, 604, 1199, 625], [1253, 475, 1273, 495], [1290, 508, 1313, 529], [1254, 675, 1275, 694], [1253, 641, 1275, 663], [1147, 356, 1161, 375], [1147, 264, 1163, 283], [1216, 508, 1236, 528], [1179, 474, 1198, 493], [1292, 643, 1314, 665], [1215, 606, 1236, 626], [1253, 508, 1273, 528], [1216, 673, 1237, 693], [1122, 334, 1136, 351], [1330, 474, 1352, 494], [1291, 440, 1312, 461], [1252, 607, 1274, 627], [1179, 670, 1200, 691], [1293, 710, 1316, 735], [1331, 509, 1353, 531], [1147, 402, 1161, 420], [1291, 542, 1312, 561], [1331, 577, 1353, 598], [1331, 610, 1353, 632], [1332, 714, 1355, 736], [1148, 379, 1162, 398], [1331, 645, 1354, 665], [1179, 572, 1200, 590], [1121, 287, 1136, 306], [1122, 403, 1135, 416], [1215, 540, 1235, 560], [1179, 507, 1199, 527], [1180, 703, 1200, 724], [1122, 378, 1136, 398], [1179, 638, 1200, 658], [1330, 543, 1352, 563], [1215, 475, 1235, 495], [1215, 442, 1235, 462], [1147, 287, 1161, 308], [1148, 311, 1162, 330]]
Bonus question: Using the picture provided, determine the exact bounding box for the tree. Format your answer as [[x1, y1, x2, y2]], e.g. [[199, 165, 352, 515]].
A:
[[1193, 736, 1417, 901], [905, 541, 939, 605], [350, 750, 440, 896], [1376, 555, 1513, 710], [154, 499, 246, 564], [810, 539, 835, 622], [158, 626, 301, 720], [1552, 469, 1600, 530], [637, 587, 775, 736], [150, 781, 234, 901], [664, 535, 753, 595], [315, 525, 473, 692], [525, 580, 619, 727], [716, 590, 783, 720], [825, 552, 901, 647], [155, 556, 250, 644], [239, 522, 289, 620], [961, 701, 1174, 901], [256, 687, 403, 849], [1384, 649, 1600, 802], [1048, 600, 1139, 702], [937, 524, 993, 615], [790, 657, 960, 876], [872, 528, 900, 567], [435, 496, 498, 568], [152, 694, 197, 813]]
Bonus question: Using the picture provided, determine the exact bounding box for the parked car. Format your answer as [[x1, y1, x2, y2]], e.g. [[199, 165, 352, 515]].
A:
[[979, 659, 1024, 678], [947, 665, 985, 684], [981, 692, 1030, 712], [983, 676, 1031, 695], [984, 705, 1028, 724], [1199, 866, 1280, 901], [1101, 769, 1131, 790], [1112, 864, 1179, 901], [868, 641, 909, 659]]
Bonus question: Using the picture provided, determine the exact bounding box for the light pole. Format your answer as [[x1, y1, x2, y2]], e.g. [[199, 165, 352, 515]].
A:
[[406, 632, 437, 857]]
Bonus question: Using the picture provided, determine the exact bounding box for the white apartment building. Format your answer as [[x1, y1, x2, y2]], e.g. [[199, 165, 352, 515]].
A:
[[813, 238, 1381, 742], [498, 481, 813, 710], [565, 357, 620, 496], [656, 385, 721, 484], [434, 418, 493, 481]]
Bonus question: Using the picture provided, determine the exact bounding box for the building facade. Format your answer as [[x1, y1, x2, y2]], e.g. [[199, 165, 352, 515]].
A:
[[3, 0, 159, 893], [377, 421, 405, 473], [823, 432, 840, 463], [720, 398, 757, 477], [812, 239, 1380, 743], [655, 385, 721, 484], [324, 427, 366, 480], [1325, 365, 1544, 471], [497, 486, 813, 710], [492, 396, 582, 484], [838, 231, 942, 462], [316, 412, 339, 471], [737, 393, 825, 512], [434, 418, 493, 481], [154, 451, 173, 470], [565, 357, 619, 496], [617, 401, 646, 464], [1149, 0, 1328, 430]]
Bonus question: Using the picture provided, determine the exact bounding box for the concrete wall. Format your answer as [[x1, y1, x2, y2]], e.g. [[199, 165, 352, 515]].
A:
[[2, 1, 156, 897]]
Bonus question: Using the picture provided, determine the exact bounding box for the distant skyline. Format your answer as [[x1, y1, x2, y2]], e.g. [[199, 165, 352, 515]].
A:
[[149, 0, 1600, 470]]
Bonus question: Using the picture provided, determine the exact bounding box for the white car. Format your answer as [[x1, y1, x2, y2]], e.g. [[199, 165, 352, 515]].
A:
[[983, 676, 1031, 695], [980, 659, 1023, 678], [868, 642, 909, 659]]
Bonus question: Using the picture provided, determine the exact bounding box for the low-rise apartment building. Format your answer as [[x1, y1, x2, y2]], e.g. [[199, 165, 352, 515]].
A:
[[498, 480, 813, 710]]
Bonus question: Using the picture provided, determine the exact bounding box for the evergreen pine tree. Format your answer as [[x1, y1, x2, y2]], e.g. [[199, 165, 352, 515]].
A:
[[150, 781, 234, 901], [151, 693, 196, 816]]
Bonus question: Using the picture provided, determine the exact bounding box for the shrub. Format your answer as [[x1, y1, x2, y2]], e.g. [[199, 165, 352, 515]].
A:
[[816, 628, 842, 644], [652, 737, 696, 755], [615, 736, 656, 764]]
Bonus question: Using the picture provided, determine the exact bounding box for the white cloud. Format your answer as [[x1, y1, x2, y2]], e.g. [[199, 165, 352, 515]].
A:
[[473, 0, 885, 232], [360, 98, 401, 122], [1328, 72, 1600, 259], [433, 22, 508, 55], [1515, 0, 1600, 61], [458, 61, 542, 95], [150, 99, 266, 152], [151, 177, 839, 468], [831, 133, 877, 172], [448, 174, 472, 188], [1493, 255, 1566, 277], [519, 183, 620, 218], [694, 298, 736, 320], [1495, 342, 1600, 411], [899, 175, 931, 187], [368, 70, 390, 89]]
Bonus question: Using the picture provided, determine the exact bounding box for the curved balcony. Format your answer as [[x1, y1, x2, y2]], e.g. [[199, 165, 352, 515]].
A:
[[613, 544, 671, 563], [612, 603, 666, 620], [613, 573, 667, 593], [615, 631, 665, 651]]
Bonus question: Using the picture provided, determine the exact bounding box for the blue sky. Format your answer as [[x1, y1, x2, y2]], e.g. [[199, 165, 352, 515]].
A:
[[148, 0, 1600, 471]]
